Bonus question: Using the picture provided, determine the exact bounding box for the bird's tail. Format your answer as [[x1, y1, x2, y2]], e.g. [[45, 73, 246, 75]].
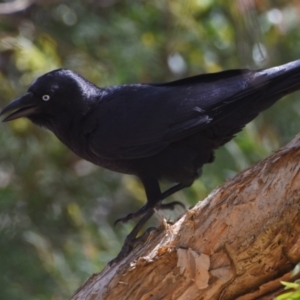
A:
[[251, 59, 300, 102], [214, 59, 300, 122], [208, 60, 300, 145]]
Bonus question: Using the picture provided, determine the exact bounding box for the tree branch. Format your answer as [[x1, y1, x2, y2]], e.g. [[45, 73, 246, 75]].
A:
[[71, 134, 300, 300]]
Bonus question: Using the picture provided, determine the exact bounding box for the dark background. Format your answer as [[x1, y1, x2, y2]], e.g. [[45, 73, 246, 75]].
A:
[[0, 0, 300, 299]]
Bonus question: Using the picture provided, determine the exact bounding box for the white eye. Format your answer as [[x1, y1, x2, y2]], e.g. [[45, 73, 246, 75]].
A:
[[42, 95, 50, 101]]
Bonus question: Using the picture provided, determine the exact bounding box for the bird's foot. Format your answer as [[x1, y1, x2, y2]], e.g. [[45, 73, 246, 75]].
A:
[[109, 226, 156, 266], [109, 209, 156, 265], [114, 200, 185, 226], [159, 200, 186, 211], [110, 202, 185, 264], [114, 204, 150, 226]]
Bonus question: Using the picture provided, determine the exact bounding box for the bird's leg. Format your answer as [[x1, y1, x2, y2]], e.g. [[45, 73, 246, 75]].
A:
[[159, 183, 188, 211], [114, 176, 162, 225], [110, 178, 161, 263], [114, 204, 151, 225], [114, 182, 188, 226], [161, 183, 188, 199], [159, 200, 186, 210], [124, 208, 155, 241], [111, 182, 190, 263], [109, 208, 156, 265]]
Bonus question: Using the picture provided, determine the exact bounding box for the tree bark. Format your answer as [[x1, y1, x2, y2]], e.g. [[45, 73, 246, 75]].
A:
[[71, 134, 300, 300]]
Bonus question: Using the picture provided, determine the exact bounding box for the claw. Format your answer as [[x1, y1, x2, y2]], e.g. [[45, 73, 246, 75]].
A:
[[111, 183, 189, 262], [109, 209, 155, 265], [114, 200, 185, 227], [114, 204, 150, 226], [114, 213, 135, 226]]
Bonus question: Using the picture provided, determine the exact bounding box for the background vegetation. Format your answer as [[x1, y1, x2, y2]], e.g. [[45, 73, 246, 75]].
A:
[[0, 0, 300, 299]]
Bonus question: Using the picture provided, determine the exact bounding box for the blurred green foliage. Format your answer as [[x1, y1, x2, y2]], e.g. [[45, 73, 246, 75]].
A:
[[0, 0, 300, 299], [277, 281, 300, 300]]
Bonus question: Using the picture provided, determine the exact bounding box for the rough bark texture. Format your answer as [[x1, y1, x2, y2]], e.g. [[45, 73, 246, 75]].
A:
[[71, 134, 300, 300]]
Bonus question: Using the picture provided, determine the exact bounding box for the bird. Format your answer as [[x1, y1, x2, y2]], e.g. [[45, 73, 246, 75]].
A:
[[2, 59, 300, 259]]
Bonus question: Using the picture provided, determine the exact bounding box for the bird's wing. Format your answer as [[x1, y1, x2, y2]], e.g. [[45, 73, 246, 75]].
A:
[[85, 70, 247, 159], [87, 61, 300, 159]]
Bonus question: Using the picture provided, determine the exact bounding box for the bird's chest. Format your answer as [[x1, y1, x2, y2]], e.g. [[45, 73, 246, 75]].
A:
[[52, 119, 135, 174], [49, 118, 88, 157]]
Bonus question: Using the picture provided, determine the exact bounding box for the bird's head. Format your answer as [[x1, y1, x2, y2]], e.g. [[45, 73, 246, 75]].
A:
[[0, 69, 99, 127]]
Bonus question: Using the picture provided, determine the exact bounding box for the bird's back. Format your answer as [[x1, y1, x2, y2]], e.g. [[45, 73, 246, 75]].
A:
[[85, 60, 300, 184]]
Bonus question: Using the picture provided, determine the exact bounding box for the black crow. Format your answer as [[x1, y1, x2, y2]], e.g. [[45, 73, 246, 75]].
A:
[[2, 60, 300, 258]]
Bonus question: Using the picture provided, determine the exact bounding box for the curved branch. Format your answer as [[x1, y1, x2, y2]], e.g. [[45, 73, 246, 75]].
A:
[[72, 134, 300, 299]]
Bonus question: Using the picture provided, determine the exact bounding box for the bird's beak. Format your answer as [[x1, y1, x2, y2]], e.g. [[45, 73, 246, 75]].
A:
[[0, 93, 39, 122]]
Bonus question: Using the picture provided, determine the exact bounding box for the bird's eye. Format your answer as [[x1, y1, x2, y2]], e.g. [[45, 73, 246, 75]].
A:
[[42, 95, 50, 101]]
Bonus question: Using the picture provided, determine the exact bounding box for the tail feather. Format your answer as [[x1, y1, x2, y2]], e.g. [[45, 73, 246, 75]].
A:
[[206, 60, 300, 144]]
